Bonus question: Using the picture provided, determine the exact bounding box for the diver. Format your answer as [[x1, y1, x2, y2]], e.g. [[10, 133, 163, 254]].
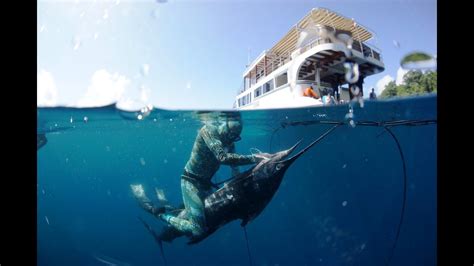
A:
[[37, 133, 48, 150], [37, 115, 48, 151], [132, 112, 270, 238]]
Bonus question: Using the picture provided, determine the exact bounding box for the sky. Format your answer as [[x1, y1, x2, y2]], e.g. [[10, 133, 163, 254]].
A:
[[37, 0, 437, 110]]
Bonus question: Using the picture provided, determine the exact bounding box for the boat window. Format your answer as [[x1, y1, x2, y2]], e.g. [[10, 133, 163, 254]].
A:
[[254, 87, 262, 98], [239, 93, 252, 106], [275, 72, 288, 88], [244, 77, 250, 90], [263, 80, 274, 94]]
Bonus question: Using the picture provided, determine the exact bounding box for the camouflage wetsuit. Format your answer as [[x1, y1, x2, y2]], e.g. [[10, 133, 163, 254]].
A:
[[157, 124, 258, 236]]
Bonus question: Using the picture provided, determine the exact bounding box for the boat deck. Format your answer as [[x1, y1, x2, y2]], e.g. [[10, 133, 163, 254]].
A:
[[242, 8, 381, 89]]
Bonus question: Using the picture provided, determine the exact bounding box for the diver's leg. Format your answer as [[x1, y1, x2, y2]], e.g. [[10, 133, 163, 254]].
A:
[[157, 179, 206, 236], [158, 213, 201, 237], [130, 184, 164, 217]]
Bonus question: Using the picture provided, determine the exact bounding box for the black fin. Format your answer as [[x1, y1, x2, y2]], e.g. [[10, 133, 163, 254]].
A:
[[137, 217, 168, 266], [159, 225, 184, 243]]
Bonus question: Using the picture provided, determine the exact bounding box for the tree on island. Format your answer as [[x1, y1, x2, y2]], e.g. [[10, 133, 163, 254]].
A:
[[380, 70, 437, 98]]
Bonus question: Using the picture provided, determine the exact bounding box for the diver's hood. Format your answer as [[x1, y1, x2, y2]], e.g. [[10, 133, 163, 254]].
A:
[[218, 120, 242, 143]]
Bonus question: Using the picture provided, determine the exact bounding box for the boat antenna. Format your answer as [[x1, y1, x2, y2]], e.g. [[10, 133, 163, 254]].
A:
[[247, 47, 251, 67]]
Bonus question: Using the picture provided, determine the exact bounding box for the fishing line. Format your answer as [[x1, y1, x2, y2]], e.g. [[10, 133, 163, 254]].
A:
[[382, 126, 407, 266], [269, 126, 282, 153], [268, 118, 436, 265], [158, 238, 168, 266], [243, 226, 254, 266]]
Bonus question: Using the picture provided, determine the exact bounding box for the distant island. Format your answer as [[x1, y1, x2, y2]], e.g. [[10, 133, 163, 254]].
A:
[[380, 70, 437, 98]]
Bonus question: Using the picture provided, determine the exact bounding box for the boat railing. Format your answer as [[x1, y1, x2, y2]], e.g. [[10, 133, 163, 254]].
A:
[[299, 37, 332, 54], [264, 52, 292, 78], [352, 40, 383, 62], [299, 35, 383, 62], [238, 36, 383, 95]]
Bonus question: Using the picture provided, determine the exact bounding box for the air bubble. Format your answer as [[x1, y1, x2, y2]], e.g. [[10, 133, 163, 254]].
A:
[[103, 9, 109, 20], [344, 62, 359, 84], [393, 40, 400, 48], [349, 120, 356, 128], [140, 64, 150, 76], [358, 97, 364, 108], [72, 36, 81, 50]]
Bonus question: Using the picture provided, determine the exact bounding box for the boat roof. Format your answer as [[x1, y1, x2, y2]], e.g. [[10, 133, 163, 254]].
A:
[[243, 8, 374, 77]]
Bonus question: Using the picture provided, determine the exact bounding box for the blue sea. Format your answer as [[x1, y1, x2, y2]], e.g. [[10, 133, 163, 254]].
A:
[[37, 95, 437, 266]]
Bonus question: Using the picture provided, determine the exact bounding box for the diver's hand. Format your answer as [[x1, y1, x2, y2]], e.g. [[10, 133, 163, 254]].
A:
[[254, 153, 272, 162]]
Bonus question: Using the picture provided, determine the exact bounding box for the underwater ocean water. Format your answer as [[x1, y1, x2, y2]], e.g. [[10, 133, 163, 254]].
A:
[[37, 95, 437, 266]]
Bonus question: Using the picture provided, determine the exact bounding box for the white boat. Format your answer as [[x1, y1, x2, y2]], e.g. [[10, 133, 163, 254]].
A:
[[233, 8, 385, 110]]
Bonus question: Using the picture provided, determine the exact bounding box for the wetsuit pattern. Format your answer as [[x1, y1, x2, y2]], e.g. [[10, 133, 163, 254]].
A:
[[185, 126, 256, 179], [159, 125, 256, 237]]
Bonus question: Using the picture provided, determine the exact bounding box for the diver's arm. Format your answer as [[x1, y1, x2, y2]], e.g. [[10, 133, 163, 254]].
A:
[[201, 128, 257, 165], [229, 144, 241, 176]]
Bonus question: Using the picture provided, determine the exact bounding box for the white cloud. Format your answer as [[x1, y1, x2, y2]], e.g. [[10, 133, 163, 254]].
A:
[[186, 81, 191, 90], [77, 69, 131, 107], [115, 98, 142, 111], [396, 67, 409, 85], [139, 85, 151, 102], [116, 84, 153, 111], [375, 75, 394, 95], [365, 67, 412, 97], [37, 70, 58, 107]]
